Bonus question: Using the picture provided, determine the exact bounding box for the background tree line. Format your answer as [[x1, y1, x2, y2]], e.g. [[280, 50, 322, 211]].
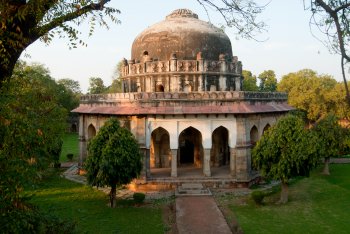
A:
[[243, 68, 350, 123]]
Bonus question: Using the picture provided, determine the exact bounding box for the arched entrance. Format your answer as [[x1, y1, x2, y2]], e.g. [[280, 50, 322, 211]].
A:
[[156, 84, 164, 92], [263, 124, 271, 135], [250, 125, 259, 145], [87, 124, 96, 140], [178, 127, 203, 167], [150, 127, 171, 168], [211, 126, 230, 167]]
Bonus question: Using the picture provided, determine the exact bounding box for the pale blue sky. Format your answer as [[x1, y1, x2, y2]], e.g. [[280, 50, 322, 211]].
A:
[[23, 0, 340, 93]]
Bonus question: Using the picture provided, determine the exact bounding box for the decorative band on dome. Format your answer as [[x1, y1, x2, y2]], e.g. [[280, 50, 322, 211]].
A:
[[166, 9, 198, 19]]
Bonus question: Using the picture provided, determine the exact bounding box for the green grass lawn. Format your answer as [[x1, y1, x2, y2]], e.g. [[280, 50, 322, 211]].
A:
[[60, 132, 79, 162], [218, 164, 350, 234], [28, 172, 165, 234]]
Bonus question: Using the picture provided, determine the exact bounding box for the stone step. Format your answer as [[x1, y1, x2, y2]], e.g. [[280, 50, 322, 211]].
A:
[[175, 183, 212, 197]]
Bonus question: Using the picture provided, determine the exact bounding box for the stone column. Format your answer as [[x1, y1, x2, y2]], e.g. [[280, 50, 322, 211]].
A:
[[235, 77, 241, 91], [203, 149, 211, 177], [235, 117, 252, 181], [145, 148, 151, 178], [171, 149, 177, 177], [229, 147, 236, 177], [78, 136, 86, 166]]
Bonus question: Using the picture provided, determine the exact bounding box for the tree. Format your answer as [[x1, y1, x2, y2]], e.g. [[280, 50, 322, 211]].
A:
[[88, 77, 106, 94], [252, 115, 318, 204], [0, 61, 66, 225], [57, 78, 82, 94], [0, 0, 119, 89], [196, 0, 267, 40], [258, 70, 277, 92], [305, 0, 350, 104], [278, 69, 337, 121], [84, 118, 142, 208], [312, 114, 343, 175], [242, 70, 258, 91], [106, 61, 123, 93]]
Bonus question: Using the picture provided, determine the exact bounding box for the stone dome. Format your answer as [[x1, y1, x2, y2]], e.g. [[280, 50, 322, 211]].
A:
[[131, 9, 233, 62]]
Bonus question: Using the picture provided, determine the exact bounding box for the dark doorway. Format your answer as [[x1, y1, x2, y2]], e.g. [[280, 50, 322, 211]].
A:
[[180, 140, 194, 164], [178, 127, 203, 167]]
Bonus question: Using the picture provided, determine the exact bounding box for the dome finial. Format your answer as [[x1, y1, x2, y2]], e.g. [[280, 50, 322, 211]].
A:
[[166, 9, 198, 19]]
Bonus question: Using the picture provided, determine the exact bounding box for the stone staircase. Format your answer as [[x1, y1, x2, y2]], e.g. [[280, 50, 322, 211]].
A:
[[175, 183, 212, 196]]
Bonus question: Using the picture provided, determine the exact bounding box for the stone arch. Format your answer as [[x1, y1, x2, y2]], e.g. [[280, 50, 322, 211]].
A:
[[178, 127, 203, 167], [250, 125, 259, 145], [184, 84, 192, 93], [263, 124, 271, 135], [156, 84, 164, 92], [150, 127, 171, 168], [211, 126, 230, 167], [87, 124, 96, 140], [71, 123, 77, 132]]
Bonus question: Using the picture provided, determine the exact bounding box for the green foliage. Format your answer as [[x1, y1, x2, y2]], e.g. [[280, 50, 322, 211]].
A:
[[84, 118, 142, 206], [88, 77, 106, 94], [278, 69, 339, 121], [252, 115, 319, 184], [57, 78, 81, 94], [312, 114, 343, 160], [133, 193, 146, 204], [242, 70, 258, 91], [0, 61, 66, 231], [0, 1, 120, 87], [1, 207, 77, 234], [258, 70, 277, 92], [66, 153, 74, 161], [251, 191, 265, 205]]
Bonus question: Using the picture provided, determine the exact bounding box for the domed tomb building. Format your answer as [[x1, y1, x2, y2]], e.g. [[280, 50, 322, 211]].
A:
[[73, 9, 293, 187]]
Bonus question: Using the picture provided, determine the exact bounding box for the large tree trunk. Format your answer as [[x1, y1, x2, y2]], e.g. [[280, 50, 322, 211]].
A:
[[109, 185, 117, 208], [278, 182, 289, 204], [322, 157, 330, 175]]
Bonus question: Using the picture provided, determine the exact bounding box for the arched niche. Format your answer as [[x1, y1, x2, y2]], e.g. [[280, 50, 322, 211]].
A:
[[211, 126, 230, 167], [250, 125, 259, 145], [178, 127, 203, 167], [87, 124, 96, 140], [150, 127, 171, 168]]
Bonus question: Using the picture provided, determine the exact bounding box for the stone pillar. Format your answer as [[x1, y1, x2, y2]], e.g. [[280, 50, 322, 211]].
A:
[[170, 53, 177, 71], [145, 148, 151, 178], [203, 149, 211, 177], [198, 75, 203, 91], [219, 54, 227, 91], [235, 117, 252, 181], [235, 77, 241, 91], [78, 136, 87, 166], [171, 149, 177, 177], [230, 147, 236, 177]]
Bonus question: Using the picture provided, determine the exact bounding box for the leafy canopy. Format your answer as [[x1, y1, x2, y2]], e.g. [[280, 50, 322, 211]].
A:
[[252, 115, 318, 183], [0, 61, 66, 215], [85, 118, 142, 188]]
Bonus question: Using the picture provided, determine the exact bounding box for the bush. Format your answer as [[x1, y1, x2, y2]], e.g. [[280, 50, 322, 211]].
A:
[[66, 153, 74, 161], [251, 191, 265, 205], [133, 193, 145, 204]]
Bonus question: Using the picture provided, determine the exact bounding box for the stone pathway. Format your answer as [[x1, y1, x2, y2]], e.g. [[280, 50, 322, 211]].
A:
[[176, 196, 232, 234]]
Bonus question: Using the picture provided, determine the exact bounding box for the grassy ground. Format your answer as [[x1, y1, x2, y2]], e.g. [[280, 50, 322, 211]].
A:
[[28, 171, 165, 234], [60, 132, 79, 162], [217, 164, 350, 234]]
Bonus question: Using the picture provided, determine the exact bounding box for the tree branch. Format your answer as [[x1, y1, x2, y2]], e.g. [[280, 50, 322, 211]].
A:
[[34, 0, 111, 38]]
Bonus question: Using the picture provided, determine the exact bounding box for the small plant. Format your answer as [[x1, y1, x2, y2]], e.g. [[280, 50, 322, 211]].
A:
[[66, 153, 74, 161], [133, 193, 145, 204], [251, 190, 265, 205]]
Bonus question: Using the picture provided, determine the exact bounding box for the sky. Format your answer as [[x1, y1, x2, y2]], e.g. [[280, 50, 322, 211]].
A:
[[22, 0, 341, 93]]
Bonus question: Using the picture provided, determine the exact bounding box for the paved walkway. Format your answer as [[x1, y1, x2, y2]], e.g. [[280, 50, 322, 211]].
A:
[[176, 196, 232, 234]]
